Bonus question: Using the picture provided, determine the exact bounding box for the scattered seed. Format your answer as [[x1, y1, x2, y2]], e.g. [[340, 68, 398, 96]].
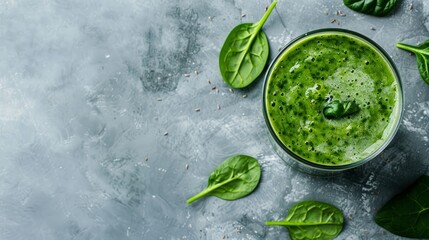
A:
[[336, 10, 346, 16], [217, 105, 221, 110], [208, 79, 211, 84], [265, 6, 269, 11], [185, 164, 189, 170], [228, 88, 234, 93], [330, 19, 337, 24], [208, 16, 213, 21], [194, 70, 199, 75], [370, 27, 376, 31], [157, 98, 162, 101], [278, 46, 283, 52], [212, 86, 217, 90], [241, 13, 246, 18], [216, 88, 219, 93], [164, 132, 168, 136], [195, 108, 200, 112], [145, 157, 149, 161], [242, 94, 248, 98], [410, 3, 413, 10], [184, 73, 191, 77]]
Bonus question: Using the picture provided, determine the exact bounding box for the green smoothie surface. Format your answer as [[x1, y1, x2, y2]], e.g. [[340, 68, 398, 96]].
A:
[[265, 31, 401, 166]]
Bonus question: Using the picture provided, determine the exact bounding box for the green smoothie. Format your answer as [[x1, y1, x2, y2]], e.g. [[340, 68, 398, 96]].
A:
[[264, 31, 401, 166]]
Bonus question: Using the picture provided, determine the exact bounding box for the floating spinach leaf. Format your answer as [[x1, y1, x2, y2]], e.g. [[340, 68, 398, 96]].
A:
[[343, 0, 397, 16], [219, 0, 277, 88], [397, 40, 429, 85], [323, 100, 360, 119], [323, 100, 344, 119], [186, 155, 261, 204], [375, 175, 429, 238], [266, 200, 344, 240]]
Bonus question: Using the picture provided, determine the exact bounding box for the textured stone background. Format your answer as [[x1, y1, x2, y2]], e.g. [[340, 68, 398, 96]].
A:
[[0, 0, 428, 239]]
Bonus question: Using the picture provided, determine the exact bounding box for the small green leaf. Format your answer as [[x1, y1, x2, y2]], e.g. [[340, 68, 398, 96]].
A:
[[342, 101, 360, 116], [219, 1, 277, 88], [397, 40, 429, 85], [375, 175, 429, 238], [266, 200, 344, 240], [323, 100, 344, 119], [323, 100, 360, 119], [343, 0, 397, 16], [186, 155, 261, 204]]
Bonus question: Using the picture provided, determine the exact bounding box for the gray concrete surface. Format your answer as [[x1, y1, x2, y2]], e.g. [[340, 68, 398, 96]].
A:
[[0, 0, 428, 239]]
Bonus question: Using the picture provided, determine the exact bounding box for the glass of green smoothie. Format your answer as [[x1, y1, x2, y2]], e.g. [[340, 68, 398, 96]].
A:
[[263, 29, 403, 174]]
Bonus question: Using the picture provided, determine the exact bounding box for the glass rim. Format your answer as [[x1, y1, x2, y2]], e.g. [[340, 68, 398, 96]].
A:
[[262, 28, 404, 171]]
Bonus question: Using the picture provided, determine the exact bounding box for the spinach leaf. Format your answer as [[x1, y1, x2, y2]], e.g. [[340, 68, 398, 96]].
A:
[[186, 155, 261, 204], [375, 175, 429, 238], [219, 0, 277, 88], [397, 40, 429, 85], [343, 0, 397, 16], [266, 200, 344, 240], [323, 100, 360, 119]]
